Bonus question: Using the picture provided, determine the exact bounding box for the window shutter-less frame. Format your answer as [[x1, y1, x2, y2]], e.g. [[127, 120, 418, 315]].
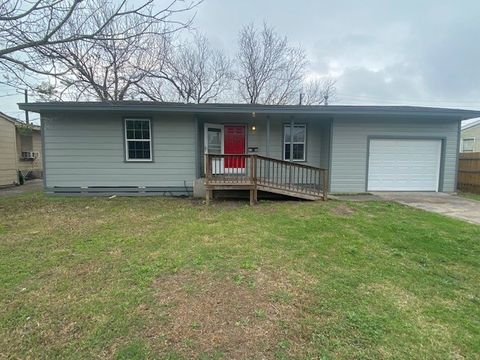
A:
[[125, 119, 152, 161]]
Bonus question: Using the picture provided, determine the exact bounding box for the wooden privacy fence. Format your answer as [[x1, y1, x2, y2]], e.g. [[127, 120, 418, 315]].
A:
[[457, 152, 480, 193]]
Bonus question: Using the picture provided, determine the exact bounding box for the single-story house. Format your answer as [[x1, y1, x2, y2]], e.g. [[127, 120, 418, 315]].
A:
[[17, 102, 480, 198], [0, 112, 42, 187], [460, 118, 480, 153]]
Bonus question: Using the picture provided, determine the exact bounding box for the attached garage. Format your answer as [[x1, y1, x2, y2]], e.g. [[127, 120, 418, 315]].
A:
[[367, 138, 442, 191]]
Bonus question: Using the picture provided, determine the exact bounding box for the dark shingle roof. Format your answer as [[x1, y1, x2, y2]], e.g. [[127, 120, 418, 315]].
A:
[[17, 101, 480, 120]]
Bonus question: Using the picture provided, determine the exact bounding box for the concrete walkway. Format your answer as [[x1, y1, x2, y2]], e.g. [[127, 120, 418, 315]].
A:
[[374, 192, 480, 225], [0, 179, 43, 197]]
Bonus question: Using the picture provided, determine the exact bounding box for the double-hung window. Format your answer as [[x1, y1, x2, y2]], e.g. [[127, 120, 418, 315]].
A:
[[284, 124, 306, 161], [125, 119, 152, 161], [462, 138, 475, 152]]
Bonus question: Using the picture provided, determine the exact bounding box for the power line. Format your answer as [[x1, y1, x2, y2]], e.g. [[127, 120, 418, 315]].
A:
[[335, 92, 480, 105], [0, 92, 21, 98]]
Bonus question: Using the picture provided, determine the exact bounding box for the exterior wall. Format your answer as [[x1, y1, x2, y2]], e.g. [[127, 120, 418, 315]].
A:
[[330, 117, 459, 193], [0, 117, 17, 186], [461, 125, 480, 152], [42, 110, 461, 195], [17, 130, 43, 174], [43, 113, 196, 193]]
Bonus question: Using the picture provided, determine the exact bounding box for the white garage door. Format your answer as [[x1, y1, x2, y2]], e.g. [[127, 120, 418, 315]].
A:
[[368, 139, 442, 191]]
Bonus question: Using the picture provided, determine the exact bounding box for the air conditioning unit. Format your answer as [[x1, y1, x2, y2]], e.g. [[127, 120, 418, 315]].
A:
[[21, 151, 37, 160]]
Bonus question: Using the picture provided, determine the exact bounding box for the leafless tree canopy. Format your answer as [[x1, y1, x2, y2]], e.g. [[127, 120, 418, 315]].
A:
[[1, 2, 336, 105], [140, 35, 232, 103], [302, 78, 336, 105], [236, 22, 307, 105], [0, 0, 201, 87], [36, 4, 175, 100]]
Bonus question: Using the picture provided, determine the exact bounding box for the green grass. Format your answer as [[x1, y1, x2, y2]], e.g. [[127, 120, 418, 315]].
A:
[[0, 192, 479, 359], [458, 191, 480, 201]]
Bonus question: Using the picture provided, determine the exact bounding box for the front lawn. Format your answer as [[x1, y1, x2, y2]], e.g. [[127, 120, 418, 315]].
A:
[[1, 193, 479, 359]]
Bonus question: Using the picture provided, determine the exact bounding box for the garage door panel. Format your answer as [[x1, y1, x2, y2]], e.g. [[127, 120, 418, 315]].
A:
[[368, 139, 441, 191]]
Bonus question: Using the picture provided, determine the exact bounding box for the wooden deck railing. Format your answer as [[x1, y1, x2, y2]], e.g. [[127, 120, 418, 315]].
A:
[[205, 154, 255, 185], [205, 154, 328, 203]]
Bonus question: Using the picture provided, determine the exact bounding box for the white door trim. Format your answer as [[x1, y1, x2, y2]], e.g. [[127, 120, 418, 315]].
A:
[[204, 123, 224, 174], [204, 123, 224, 154]]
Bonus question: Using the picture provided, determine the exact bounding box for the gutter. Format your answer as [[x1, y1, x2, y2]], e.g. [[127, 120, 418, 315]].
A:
[[17, 102, 480, 120]]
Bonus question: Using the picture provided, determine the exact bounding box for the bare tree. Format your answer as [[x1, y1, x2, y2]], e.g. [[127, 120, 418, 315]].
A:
[[235, 22, 307, 105], [302, 77, 336, 105], [34, 81, 58, 100], [0, 0, 201, 87], [139, 34, 232, 103], [36, 4, 176, 101]]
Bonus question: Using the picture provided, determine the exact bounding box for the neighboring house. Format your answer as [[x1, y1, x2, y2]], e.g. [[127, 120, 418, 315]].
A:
[[0, 113, 18, 186], [461, 118, 480, 152], [18, 102, 480, 197], [0, 112, 42, 187]]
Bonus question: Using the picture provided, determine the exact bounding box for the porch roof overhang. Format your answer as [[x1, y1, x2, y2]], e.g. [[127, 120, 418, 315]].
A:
[[17, 101, 480, 121]]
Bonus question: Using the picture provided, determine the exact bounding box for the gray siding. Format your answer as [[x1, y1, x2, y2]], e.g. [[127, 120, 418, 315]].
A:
[[44, 112, 460, 194], [330, 117, 459, 193], [43, 113, 196, 188], [266, 119, 323, 167], [319, 121, 331, 169]]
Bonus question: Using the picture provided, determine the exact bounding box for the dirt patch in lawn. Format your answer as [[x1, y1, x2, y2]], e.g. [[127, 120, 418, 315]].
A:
[[359, 282, 420, 311], [146, 269, 313, 359], [331, 204, 356, 216]]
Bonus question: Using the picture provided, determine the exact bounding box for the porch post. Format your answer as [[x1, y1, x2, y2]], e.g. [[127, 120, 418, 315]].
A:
[[266, 116, 270, 157], [194, 116, 200, 178], [290, 117, 294, 162], [289, 117, 294, 185]]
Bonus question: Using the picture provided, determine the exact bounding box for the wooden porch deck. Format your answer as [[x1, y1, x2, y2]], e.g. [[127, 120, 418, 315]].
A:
[[204, 154, 328, 205]]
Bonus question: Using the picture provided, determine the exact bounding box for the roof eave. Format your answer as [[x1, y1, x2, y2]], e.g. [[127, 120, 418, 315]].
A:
[[17, 102, 480, 120]]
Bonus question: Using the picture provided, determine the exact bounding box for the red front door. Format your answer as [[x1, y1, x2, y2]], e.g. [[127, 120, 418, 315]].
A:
[[224, 125, 246, 168]]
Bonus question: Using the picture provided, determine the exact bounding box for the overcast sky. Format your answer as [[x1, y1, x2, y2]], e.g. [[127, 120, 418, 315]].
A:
[[1, 0, 479, 123]]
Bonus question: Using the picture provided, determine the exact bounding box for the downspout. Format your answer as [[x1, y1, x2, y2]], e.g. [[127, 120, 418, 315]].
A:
[[454, 119, 462, 193], [328, 117, 334, 193], [41, 115, 47, 190]]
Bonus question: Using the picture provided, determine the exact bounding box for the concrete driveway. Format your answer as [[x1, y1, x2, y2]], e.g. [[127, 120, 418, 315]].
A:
[[374, 192, 480, 225]]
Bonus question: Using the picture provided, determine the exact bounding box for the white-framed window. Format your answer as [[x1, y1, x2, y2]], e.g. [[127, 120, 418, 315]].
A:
[[462, 138, 475, 152], [125, 119, 152, 161], [284, 124, 306, 161]]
